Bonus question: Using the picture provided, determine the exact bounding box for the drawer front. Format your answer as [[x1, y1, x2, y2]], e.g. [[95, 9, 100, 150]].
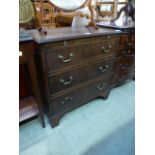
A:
[[41, 35, 119, 50], [114, 57, 135, 71], [48, 59, 113, 94], [119, 34, 135, 48], [44, 46, 79, 71], [50, 78, 110, 114], [117, 48, 135, 58], [43, 39, 117, 71], [112, 70, 135, 86]]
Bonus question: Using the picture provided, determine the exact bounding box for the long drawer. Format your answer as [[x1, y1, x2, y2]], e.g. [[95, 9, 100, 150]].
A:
[[50, 77, 110, 115], [41, 35, 119, 50], [42, 39, 118, 71], [48, 59, 113, 94]]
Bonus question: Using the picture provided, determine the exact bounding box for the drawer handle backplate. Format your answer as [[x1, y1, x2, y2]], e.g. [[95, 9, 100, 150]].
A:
[[97, 83, 106, 90], [60, 76, 73, 85], [58, 53, 74, 63], [99, 65, 109, 73], [61, 96, 73, 105], [101, 45, 112, 53]]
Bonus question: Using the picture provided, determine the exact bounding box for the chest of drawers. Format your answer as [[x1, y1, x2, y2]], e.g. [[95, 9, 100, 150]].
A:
[[29, 27, 120, 127], [111, 32, 135, 87]]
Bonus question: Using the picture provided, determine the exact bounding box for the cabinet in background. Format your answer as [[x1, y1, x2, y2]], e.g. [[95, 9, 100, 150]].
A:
[[19, 39, 45, 127]]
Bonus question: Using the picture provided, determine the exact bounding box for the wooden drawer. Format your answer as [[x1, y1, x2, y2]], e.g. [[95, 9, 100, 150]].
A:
[[119, 34, 135, 48], [116, 48, 135, 58], [50, 77, 110, 114], [41, 35, 119, 50], [48, 59, 113, 94], [112, 70, 135, 86], [114, 57, 135, 71], [42, 39, 117, 71]]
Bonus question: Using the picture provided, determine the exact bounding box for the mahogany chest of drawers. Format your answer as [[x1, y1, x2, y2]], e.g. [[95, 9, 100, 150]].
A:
[[28, 27, 134, 128], [111, 31, 135, 87]]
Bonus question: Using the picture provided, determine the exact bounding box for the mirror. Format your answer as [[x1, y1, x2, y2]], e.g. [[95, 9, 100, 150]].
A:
[[49, 0, 88, 11]]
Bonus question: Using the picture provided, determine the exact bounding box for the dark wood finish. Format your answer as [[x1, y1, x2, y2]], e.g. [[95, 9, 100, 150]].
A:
[[47, 58, 113, 94], [19, 64, 31, 97], [28, 27, 119, 128], [19, 40, 45, 127], [19, 96, 39, 122], [118, 33, 135, 48], [43, 37, 118, 72], [24, 27, 134, 128], [111, 32, 135, 87]]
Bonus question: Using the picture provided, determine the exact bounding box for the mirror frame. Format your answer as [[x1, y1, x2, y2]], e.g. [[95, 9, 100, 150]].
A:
[[48, 0, 89, 12]]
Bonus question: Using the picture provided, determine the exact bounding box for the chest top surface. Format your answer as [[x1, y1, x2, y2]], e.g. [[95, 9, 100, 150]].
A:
[[26, 27, 121, 44]]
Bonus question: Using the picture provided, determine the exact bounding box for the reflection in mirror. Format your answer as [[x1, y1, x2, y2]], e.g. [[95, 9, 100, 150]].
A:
[[49, 0, 88, 11], [96, 0, 116, 21]]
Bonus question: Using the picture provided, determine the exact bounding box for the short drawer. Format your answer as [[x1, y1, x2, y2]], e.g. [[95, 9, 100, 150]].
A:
[[50, 77, 110, 114], [116, 48, 135, 58], [119, 34, 135, 48], [114, 57, 135, 71], [48, 59, 113, 94], [43, 39, 117, 71], [112, 70, 135, 86]]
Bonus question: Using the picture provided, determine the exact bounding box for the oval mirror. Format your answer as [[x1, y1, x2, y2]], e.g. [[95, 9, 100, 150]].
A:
[[49, 0, 88, 11]]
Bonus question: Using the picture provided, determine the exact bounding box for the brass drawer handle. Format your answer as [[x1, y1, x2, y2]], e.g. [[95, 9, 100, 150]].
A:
[[97, 83, 106, 90], [61, 96, 73, 105], [63, 41, 68, 47], [58, 53, 74, 63], [60, 76, 73, 85], [101, 45, 112, 53], [99, 65, 109, 73]]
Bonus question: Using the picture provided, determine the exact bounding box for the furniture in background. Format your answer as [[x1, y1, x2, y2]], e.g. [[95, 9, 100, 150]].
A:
[[25, 26, 134, 128], [111, 31, 135, 87], [56, 13, 74, 27], [96, 1, 115, 21], [19, 37, 45, 127], [96, 0, 135, 87], [33, 0, 57, 28]]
